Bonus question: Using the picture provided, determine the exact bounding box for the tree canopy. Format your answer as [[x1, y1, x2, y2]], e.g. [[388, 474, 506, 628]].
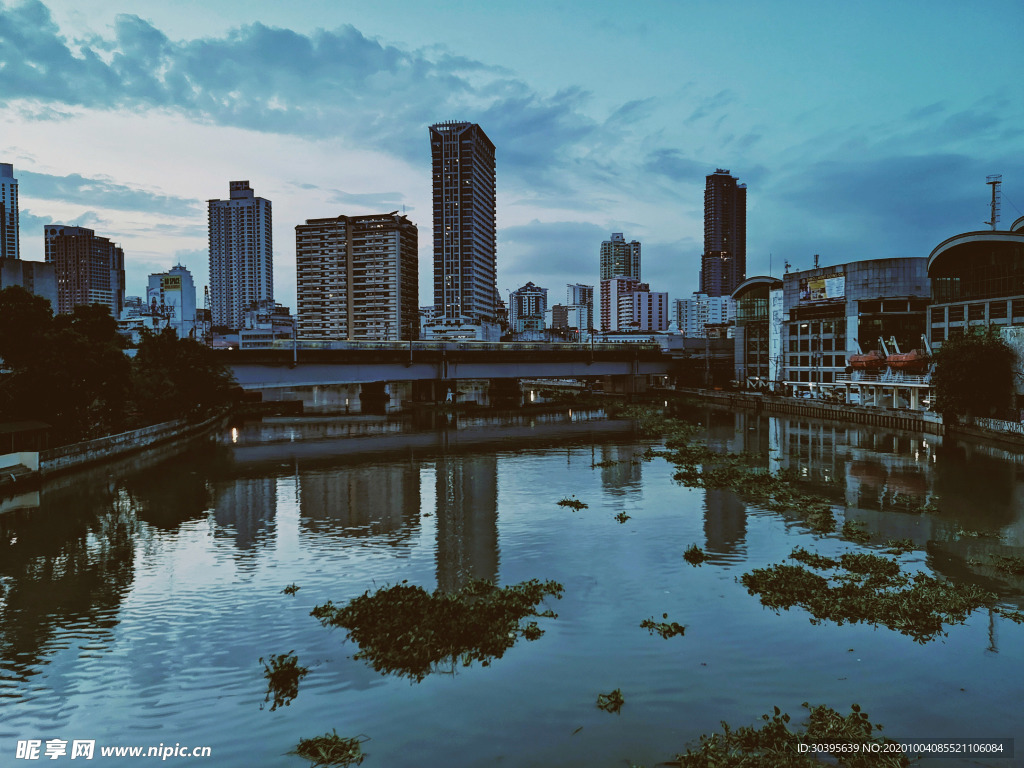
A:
[[932, 327, 1017, 419], [0, 287, 235, 444]]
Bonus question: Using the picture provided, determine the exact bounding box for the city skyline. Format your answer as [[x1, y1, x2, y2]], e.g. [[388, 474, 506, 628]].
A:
[[1, 0, 1022, 313]]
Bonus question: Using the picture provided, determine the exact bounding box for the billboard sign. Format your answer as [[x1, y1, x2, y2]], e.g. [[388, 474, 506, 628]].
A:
[[799, 272, 845, 302]]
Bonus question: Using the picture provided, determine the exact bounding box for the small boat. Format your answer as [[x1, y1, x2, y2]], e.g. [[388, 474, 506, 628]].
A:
[[886, 349, 930, 374], [849, 350, 886, 371]]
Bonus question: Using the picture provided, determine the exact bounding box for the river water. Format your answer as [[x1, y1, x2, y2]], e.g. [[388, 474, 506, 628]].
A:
[[1, 405, 1023, 767]]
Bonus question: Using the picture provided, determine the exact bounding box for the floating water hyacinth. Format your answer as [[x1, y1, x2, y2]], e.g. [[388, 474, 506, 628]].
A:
[[311, 579, 563, 682]]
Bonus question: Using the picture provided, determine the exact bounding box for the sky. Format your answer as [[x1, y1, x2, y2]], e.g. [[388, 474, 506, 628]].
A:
[[2, 0, 1023, 314]]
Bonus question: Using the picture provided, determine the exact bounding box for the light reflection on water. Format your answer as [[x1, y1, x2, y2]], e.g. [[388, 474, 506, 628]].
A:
[[0, 405, 1022, 767]]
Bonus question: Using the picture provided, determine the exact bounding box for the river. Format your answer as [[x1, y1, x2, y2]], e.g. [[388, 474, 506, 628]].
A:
[[1, 404, 1022, 767]]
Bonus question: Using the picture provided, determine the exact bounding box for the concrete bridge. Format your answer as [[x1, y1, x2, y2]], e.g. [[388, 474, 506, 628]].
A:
[[221, 341, 675, 412], [226, 342, 671, 387]]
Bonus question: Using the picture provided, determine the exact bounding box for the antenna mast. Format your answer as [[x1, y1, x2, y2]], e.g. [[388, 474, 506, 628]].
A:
[[986, 174, 1002, 230]]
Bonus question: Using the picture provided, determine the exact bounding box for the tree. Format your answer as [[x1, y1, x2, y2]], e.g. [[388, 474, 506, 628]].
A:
[[932, 327, 1017, 418], [132, 328, 236, 423], [0, 285, 54, 369]]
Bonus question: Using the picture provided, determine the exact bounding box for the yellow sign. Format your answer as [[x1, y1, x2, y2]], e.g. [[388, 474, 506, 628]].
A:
[[161, 275, 181, 290]]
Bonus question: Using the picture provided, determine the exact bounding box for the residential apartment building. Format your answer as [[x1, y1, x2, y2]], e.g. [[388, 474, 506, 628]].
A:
[[701, 169, 746, 297], [674, 292, 735, 337], [430, 121, 499, 324], [599, 233, 641, 281], [0, 257, 56, 309], [296, 212, 418, 341], [621, 286, 669, 332], [566, 282, 594, 333], [44, 225, 125, 317], [0, 163, 18, 260], [509, 281, 548, 333], [208, 180, 272, 331]]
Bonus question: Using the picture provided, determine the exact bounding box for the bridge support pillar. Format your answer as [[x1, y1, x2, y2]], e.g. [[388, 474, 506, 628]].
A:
[[488, 378, 521, 408], [386, 381, 412, 413]]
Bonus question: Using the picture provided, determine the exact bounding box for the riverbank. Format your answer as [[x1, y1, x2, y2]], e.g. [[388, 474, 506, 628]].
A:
[[664, 386, 1024, 451], [0, 409, 231, 498]]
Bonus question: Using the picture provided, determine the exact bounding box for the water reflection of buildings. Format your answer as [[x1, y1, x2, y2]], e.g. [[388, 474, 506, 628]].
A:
[[596, 444, 643, 495], [299, 464, 420, 542], [0, 485, 138, 683], [435, 456, 499, 592], [213, 478, 278, 549]]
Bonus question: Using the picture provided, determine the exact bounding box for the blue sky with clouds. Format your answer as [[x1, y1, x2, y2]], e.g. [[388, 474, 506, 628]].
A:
[[2, 0, 1022, 311]]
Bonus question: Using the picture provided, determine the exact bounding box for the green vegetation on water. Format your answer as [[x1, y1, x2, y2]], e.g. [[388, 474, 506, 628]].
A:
[[311, 579, 563, 682], [281, 583, 301, 595], [742, 547, 995, 642], [641, 614, 686, 639], [672, 703, 909, 768], [596, 688, 625, 714], [557, 496, 588, 510], [259, 652, 309, 711], [614, 511, 631, 523], [683, 544, 706, 566], [293, 731, 367, 767]]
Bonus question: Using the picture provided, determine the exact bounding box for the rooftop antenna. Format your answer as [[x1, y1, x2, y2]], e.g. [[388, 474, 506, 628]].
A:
[[813, 254, 820, 269], [986, 174, 1002, 230], [784, 260, 790, 274]]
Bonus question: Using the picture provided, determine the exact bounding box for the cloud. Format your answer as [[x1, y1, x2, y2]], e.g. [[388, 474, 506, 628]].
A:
[[19, 170, 201, 216], [0, 2, 608, 197], [499, 220, 611, 277], [284, 182, 409, 212], [642, 150, 711, 184]]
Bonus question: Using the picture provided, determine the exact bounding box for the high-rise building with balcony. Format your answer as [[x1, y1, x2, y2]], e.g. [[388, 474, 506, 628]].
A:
[[296, 212, 418, 340], [1, 163, 19, 260], [566, 283, 594, 332], [509, 281, 548, 333], [208, 181, 272, 331], [701, 169, 746, 297], [430, 121, 498, 324], [599, 233, 641, 281], [44, 225, 125, 317]]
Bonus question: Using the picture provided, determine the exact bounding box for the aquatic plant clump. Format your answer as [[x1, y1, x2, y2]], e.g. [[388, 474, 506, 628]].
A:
[[742, 549, 995, 643], [675, 703, 909, 768], [641, 614, 686, 638], [293, 731, 366, 767], [259, 652, 309, 711], [557, 496, 588, 510], [281, 583, 301, 595], [596, 688, 625, 713], [311, 579, 564, 681], [683, 544, 706, 566]]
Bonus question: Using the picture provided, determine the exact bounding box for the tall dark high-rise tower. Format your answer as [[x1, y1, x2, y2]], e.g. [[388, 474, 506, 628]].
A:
[[700, 169, 746, 297], [430, 122, 498, 322]]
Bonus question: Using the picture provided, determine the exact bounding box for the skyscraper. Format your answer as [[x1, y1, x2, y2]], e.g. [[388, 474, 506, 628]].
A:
[[296, 212, 419, 341], [599, 233, 641, 281], [701, 169, 747, 297], [44, 225, 125, 316], [208, 181, 272, 331], [430, 122, 498, 323], [0, 163, 19, 260]]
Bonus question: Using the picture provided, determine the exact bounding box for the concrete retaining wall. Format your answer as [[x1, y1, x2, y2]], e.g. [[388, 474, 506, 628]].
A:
[[39, 412, 225, 477]]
